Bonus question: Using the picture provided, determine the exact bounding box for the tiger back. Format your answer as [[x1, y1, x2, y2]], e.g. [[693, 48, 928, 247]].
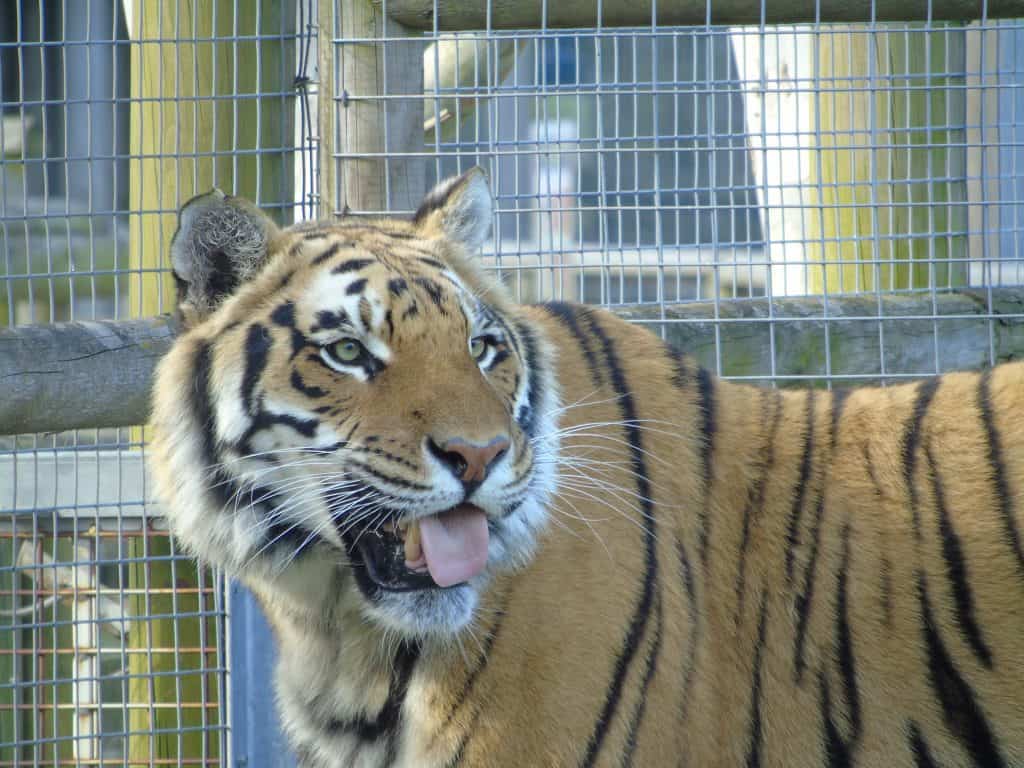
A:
[[150, 168, 1024, 767]]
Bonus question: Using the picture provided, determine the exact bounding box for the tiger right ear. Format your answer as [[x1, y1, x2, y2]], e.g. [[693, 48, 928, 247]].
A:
[[169, 189, 279, 324], [412, 167, 493, 251]]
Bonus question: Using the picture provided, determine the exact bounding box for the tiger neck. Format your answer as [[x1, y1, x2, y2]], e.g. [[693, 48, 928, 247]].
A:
[[253, 563, 505, 766]]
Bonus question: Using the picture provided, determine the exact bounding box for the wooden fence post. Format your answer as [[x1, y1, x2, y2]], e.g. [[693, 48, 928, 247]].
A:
[[326, 0, 426, 215], [807, 25, 969, 294], [126, 2, 293, 763]]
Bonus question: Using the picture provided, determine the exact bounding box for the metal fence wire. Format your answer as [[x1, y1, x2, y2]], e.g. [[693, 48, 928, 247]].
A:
[[2, 0, 1024, 765]]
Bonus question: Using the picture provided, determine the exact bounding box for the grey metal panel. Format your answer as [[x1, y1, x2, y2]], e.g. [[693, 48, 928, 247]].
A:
[[230, 583, 297, 768]]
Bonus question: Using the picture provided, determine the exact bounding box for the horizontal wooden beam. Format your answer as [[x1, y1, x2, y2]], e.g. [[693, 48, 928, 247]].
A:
[[2, 288, 1023, 435], [619, 288, 1024, 385], [0, 315, 178, 435], [379, 0, 1020, 31]]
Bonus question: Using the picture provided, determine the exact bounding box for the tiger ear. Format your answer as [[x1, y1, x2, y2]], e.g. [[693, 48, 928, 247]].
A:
[[412, 167, 493, 251], [170, 189, 279, 324]]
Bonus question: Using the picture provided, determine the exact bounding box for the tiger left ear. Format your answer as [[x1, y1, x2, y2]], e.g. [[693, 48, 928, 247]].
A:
[[170, 189, 279, 325], [412, 167, 493, 251]]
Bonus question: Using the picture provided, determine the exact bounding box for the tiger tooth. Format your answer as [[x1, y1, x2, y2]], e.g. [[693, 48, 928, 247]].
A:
[[404, 521, 423, 564]]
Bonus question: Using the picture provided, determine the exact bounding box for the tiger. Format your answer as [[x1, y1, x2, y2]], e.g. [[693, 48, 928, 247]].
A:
[[150, 167, 1024, 767]]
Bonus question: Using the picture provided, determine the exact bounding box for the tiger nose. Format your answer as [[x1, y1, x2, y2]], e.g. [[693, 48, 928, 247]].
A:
[[427, 436, 511, 489]]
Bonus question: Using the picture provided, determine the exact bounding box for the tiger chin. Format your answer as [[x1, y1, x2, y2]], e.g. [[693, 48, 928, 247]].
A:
[[151, 169, 1024, 767]]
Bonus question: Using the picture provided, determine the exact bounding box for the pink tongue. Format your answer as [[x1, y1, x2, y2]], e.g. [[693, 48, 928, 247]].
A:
[[418, 505, 489, 588]]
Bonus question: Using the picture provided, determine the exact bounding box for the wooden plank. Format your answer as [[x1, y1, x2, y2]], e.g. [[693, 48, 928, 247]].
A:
[[0, 316, 177, 435], [2, 288, 1023, 436], [379, 0, 1024, 30]]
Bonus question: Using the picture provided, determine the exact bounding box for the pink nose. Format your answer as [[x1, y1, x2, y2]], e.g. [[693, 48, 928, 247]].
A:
[[427, 436, 511, 485]]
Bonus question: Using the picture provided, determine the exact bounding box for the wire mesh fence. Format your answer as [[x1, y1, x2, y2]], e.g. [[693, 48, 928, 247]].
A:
[[2, 0, 1023, 765], [1, 1, 313, 764]]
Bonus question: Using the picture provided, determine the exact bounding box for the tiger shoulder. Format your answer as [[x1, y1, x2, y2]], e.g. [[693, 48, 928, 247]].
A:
[[150, 168, 1024, 767]]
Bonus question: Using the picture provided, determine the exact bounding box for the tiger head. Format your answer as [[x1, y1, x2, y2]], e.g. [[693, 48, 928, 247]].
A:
[[150, 169, 559, 639]]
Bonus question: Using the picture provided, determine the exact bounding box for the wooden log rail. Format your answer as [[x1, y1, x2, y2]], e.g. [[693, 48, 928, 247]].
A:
[[3, 288, 1024, 436], [378, 0, 1024, 30]]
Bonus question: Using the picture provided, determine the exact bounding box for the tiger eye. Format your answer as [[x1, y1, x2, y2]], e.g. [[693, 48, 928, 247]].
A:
[[331, 338, 363, 363], [470, 337, 487, 360]]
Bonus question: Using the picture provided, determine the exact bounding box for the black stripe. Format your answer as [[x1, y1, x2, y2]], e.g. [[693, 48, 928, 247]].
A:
[[695, 366, 716, 568], [925, 440, 993, 668], [439, 596, 506, 768], [270, 301, 296, 328], [820, 673, 852, 768], [443, 603, 506, 730], [191, 346, 311, 557], [862, 443, 893, 629], [908, 722, 940, 768], [392, 242, 441, 258], [332, 257, 374, 274], [903, 377, 940, 537], [834, 521, 862, 746], [288, 327, 307, 360], [241, 324, 271, 414], [677, 535, 699, 728], [621, 593, 664, 768], [513, 320, 544, 436], [274, 269, 295, 292], [262, 514, 313, 555], [346, 277, 368, 295], [785, 391, 816, 586], [917, 573, 1005, 767], [193, 343, 309, 554], [327, 641, 419, 753], [310, 241, 342, 265], [665, 343, 689, 389], [290, 369, 327, 399], [352, 444, 419, 472], [488, 308, 522, 359], [735, 390, 782, 625], [418, 256, 448, 270], [830, 388, 851, 451], [794, 406, 843, 682], [542, 302, 603, 390], [358, 297, 373, 331], [192, 342, 236, 510], [978, 369, 1024, 578], [237, 409, 320, 457], [880, 553, 893, 631], [347, 460, 433, 492], [413, 276, 445, 309], [793, 491, 826, 682], [744, 593, 770, 768], [388, 277, 408, 297], [486, 348, 511, 370], [576, 310, 658, 768], [336, 224, 416, 239], [312, 308, 349, 333]]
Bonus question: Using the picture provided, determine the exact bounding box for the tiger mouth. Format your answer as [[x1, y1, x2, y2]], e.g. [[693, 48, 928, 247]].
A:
[[340, 504, 490, 595]]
